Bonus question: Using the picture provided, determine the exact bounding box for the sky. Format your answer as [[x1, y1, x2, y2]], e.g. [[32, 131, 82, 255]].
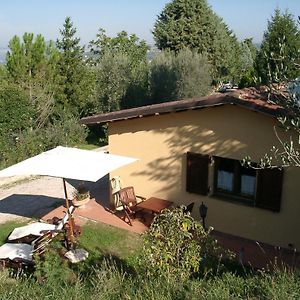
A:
[[0, 0, 299, 48]]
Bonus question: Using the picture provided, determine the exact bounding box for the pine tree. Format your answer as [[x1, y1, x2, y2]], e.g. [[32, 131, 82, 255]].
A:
[[255, 9, 300, 84], [6, 33, 58, 101], [153, 0, 240, 81], [6, 33, 60, 128], [56, 17, 94, 117]]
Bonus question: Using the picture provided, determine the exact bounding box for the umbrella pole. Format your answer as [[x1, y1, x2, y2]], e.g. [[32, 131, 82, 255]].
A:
[[63, 178, 75, 248]]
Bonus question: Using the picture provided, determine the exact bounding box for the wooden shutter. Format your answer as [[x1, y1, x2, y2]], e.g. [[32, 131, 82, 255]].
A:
[[186, 152, 209, 195], [256, 168, 284, 212]]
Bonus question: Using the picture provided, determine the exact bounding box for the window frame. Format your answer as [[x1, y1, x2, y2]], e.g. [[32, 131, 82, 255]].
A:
[[213, 156, 257, 205], [185, 152, 283, 212]]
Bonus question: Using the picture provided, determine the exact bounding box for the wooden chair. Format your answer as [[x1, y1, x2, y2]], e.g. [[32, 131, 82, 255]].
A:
[[118, 186, 146, 226]]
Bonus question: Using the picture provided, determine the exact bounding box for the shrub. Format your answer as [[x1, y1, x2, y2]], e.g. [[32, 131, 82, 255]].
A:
[[0, 115, 87, 168], [139, 206, 229, 280]]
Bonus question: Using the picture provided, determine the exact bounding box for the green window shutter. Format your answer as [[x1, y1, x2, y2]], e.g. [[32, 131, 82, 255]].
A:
[[256, 168, 284, 212], [186, 152, 209, 195]]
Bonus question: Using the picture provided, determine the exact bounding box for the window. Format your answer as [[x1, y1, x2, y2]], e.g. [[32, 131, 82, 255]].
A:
[[214, 156, 257, 203], [186, 152, 283, 212]]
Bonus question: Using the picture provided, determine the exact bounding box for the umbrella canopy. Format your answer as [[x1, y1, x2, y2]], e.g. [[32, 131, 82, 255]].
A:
[[0, 146, 138, 247], [0, 146, 138, 182]]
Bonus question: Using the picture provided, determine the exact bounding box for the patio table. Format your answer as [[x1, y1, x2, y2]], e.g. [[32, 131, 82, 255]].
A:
[[136, 197, 173, 214]]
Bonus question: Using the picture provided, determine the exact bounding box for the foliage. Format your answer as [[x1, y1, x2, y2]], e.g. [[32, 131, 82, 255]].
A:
[[237, 38, 258, 87], [56, 17, 95, 117], [153, 0, 241, 81], [261, 79, 300, 168], [6, 33, 60, 128], [0, 85, 33, 167], [90, 29, 149, 111], [72, 185, 90, 201], [139, 206, 228, 280], [93, 52, 131, 112], [0, 221, 299, 299], [243, 16, 300, 170], [0, 85, 34, 136], [89, 29, 149, 66], [149, 48, 211, 103], [1, 116, 87, 168], [255, 9, 300, 84]]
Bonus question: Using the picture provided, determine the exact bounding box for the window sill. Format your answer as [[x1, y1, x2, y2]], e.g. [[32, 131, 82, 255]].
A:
[[210, 192, 255, 207]]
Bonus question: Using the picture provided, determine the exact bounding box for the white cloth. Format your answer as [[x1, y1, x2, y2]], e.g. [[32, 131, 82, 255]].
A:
[[217, 171, 233, 192], [7, 206, 75, 241], [0, 243, 33, 261], [241, 175, 256, 196], [65, 248, 89, 263], [8, 223, 57, 241]]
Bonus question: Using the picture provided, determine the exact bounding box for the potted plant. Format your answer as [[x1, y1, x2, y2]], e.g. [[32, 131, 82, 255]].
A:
[[72, 184, 90, 208]]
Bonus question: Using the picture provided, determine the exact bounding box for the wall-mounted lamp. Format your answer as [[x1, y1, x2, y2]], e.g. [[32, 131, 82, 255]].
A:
[[199, 202, 208, 230]]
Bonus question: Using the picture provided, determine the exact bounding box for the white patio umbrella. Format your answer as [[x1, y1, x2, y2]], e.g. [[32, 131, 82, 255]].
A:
[[0, 146, 137, 182], [0, 146, 138, 244]]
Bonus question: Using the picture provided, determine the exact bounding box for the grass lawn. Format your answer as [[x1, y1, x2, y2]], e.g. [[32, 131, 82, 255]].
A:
[[76, 143, 102, 150], [78, 221, 142, 260], [0, 220, 299, 300], [0, 220, 29, 244]]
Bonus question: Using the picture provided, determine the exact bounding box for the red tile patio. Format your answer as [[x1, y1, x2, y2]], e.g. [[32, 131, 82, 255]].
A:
[[41, 198, 149, 234]]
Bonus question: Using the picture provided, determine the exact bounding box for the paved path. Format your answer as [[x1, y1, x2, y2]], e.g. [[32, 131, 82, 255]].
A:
[[0, 176, 76, 224]]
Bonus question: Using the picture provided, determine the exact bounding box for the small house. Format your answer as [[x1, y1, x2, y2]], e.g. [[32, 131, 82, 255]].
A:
[[81, 90, 300, 250]]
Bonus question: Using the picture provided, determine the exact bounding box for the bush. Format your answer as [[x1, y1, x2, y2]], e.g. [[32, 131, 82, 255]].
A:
[[139, 206, 229, 280], [0, 116, 87, 168]]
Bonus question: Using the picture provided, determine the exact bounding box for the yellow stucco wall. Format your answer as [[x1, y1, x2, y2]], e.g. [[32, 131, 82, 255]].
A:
[[108, 104, 300, 249]]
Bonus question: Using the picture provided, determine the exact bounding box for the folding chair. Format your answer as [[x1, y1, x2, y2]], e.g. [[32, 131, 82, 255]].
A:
[[0, 231, 54, 270], [7, 206, 75, 244], [118, 186, 146, 226]]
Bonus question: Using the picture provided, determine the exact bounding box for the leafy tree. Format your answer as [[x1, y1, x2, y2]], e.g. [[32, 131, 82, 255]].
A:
[[238, 38, 258, 88], [255, 9, 300, 84], [149, 48, 211, 103], [89, 29, 149, 110], [0, 85, 34, 167], [6, 33, 61, 128], [89, 29, 149, 66], [0, 85, 33, 136], [56, 17, 95, 117], [94, 52, 130, 112], [153, 0, 240, 81]]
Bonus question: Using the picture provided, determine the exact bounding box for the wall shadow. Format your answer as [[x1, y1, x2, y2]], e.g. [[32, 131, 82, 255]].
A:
[[131, 105, 282, 200]]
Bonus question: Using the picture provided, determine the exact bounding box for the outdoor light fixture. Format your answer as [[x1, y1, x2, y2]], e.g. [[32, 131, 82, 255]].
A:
[[199, 202, 208, 230]]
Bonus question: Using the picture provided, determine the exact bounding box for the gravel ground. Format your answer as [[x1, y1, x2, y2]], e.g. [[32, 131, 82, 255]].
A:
[[0, 176, 76, 224], [0, 146, 109, 224]]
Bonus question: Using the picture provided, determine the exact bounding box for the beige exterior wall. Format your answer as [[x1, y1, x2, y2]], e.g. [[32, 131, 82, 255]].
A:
[[108, 104, 300, 249]]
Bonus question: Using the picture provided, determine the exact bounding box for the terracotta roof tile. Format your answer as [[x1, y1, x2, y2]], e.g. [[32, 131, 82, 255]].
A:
[[80, 88, 287, 125]]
